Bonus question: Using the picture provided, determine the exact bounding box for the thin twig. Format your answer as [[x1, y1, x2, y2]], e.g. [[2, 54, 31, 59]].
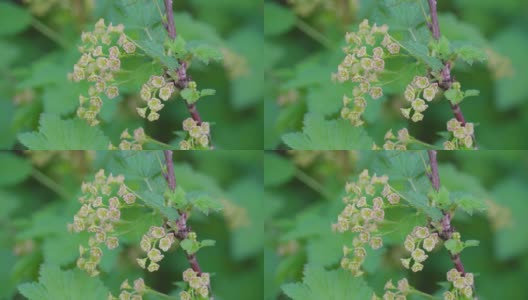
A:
[[162, 1, 204, 125], [425, 0, 477, 148], [31, 168, 72, 200], [163, 150, 212, 297], [161, 2, 214, 148], [427, 150, 478, 298]]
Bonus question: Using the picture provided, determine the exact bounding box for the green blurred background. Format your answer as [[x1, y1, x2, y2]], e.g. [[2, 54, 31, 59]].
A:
[[0, 0, 263, 150], [0, 150, 263, 299], [265, 0, 528, 149], [265, 150, 528, 299]]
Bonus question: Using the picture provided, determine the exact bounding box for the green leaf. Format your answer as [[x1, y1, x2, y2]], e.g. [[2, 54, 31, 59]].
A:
[[0, 190, 20, 221], [0, 152, 32, 186], [444, 239, 480, 255], [165, 36, 187, 56], [282, 114, 374, 150], [228, 178, 263, 260], [0, 3, 32, 36], [137, 190, 180, 220], [381, 207, 428, 245], [454, 45, 487, 65], [492, 179, 528, 260], [430, 186, 452, 208], [18, 264, 109, 300], [400, 41, 444, 71], [430, 36, 451, 59], [18, 114, 110, 150], [373, 151, 427, 181], [464, 240, 480, 248], [306, 84, 345, 117], [200, 89, 216, 97], [400, 190, 444, 221], [0, 40, 19, 69], [464, 89, 480, 97], [444, 239, 465, 255], [492, 28, 528, 110], [438, 164, 488, 198], [380, 1, 424, 32], [227, 28, 263, 109], [444, 88, 464, 104], [166, 186, 187, 207], [180, 238, 200, 255], [109, 151, 163, 183], [137, 39, 180, 70], [264, 3, 296, 36], [115, 207, 162, 243], [42, 82, 80, 116], [200, 240, 216, 247], [187, 191, 222, 215], [452, 193, 487, 215], [180, 87, 200, 104], [306, 233, 353, 267], [42, 234, 85, 267], [264, 153, 296, 187], [282, 266, 373, 300], [189, 44, 223, 64]]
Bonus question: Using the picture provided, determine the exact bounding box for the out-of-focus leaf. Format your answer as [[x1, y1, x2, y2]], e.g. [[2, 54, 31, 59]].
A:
[[0, 3, 32, 36], [492, 178, 528, 260], [264, 153, 296, 187], [0, 152, 32, 186], [264, 3, 296, 36], [491, 28, 528, 110]]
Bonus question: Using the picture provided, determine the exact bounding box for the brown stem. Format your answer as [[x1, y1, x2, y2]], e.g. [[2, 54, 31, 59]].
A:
[[161, 1, 210, 135], [427, 150, 477, 298], [163, 0, 177, 39], [163, 150, 211, 296], [426, 1, 477, 148]]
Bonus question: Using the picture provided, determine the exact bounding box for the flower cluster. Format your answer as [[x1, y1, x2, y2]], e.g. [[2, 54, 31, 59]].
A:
[[332, 169, 400, 276], [179, 268, 211, 300], [180, 118, 211, 150], [400, 226, 439, 272], [443, 269, 474, 299], [443, 118, 475, 149], [372, 278, 410, 300], [372, 128, 410, 150], [401, 76, 439, 122], [108, 127, 147, 150], [137, 225, 175, 272], [69, 19, 136, 126], [137, 75, 176, 122], [333, 19, 401, 126], [108, 278, 146, 300], [68, 169, 136, 276]]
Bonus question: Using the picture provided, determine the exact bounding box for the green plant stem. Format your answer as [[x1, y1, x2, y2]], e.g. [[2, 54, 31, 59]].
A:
[[295, 169, 332, 200], [146, 288, 179, 299], [410, 138, 437, 150], [410, 288, 439, 299], [147, 137, 173, 149], [295, 19, 333, 49], [31, 18, 69, 49], [31, 168, 71, 200]]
